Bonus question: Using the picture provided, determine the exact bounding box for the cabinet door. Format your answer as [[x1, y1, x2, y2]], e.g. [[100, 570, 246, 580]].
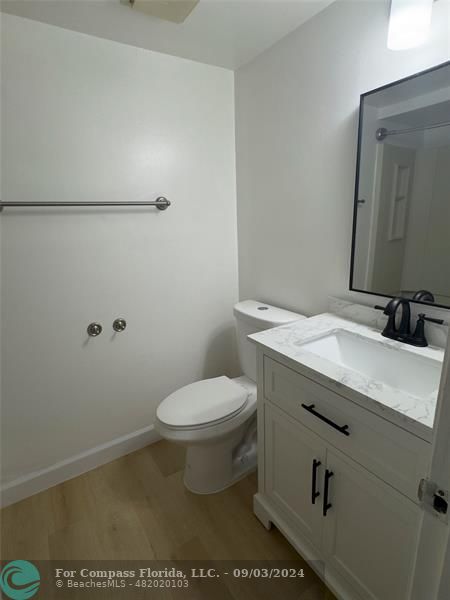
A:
[[264, 403, 325, 550], [323, 450, 421, 600]]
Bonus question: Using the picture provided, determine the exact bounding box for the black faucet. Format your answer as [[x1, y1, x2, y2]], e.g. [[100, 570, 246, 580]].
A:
[[375, 297, 411, 341], [375, 298, 444, 347], [409, 313, 444, 347], [412, 290, 435, 303]]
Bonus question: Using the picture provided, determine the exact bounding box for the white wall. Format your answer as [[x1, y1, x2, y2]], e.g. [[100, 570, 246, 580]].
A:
[[235, 0, 450, 317], [0, 14, 238, 490]]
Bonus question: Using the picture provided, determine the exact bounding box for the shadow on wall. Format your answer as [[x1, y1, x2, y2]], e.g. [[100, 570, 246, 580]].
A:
[[202, 325, 241, 380]]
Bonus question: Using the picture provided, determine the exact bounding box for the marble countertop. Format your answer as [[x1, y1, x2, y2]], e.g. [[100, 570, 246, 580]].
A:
[[249, 313, 445, 441]]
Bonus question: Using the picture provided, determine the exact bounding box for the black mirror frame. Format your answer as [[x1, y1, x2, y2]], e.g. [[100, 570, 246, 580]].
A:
[[349, 60, 450, 311]]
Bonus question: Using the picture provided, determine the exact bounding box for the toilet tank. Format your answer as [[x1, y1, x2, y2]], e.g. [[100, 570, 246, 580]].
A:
[[233, 300, 306, 382]]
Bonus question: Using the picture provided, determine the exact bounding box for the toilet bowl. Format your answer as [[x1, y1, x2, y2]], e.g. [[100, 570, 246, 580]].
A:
[[155, 300, 305, 494], [156, 375, 257, 493]]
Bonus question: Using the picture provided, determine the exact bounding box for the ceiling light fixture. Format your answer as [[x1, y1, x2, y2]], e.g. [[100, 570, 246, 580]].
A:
[[387, 0, 434, 50], [121, 0, 200, 24]]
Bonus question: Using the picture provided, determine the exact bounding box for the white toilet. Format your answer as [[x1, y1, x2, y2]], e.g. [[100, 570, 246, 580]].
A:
[[155, 300, 305, 494]]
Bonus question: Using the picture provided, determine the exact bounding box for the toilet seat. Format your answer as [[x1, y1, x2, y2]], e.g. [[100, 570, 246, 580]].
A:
[[156, 376, 249, 429]]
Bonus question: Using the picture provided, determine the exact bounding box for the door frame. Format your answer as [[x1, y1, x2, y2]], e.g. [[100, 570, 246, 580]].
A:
[[364, 143, 383, 289], [411, 332, 450, 599]]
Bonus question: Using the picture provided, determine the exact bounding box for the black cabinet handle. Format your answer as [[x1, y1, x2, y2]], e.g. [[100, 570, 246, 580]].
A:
[[323, 469, 334, 517], [301, 403, 350, 436], [311, 459, 321, 504]]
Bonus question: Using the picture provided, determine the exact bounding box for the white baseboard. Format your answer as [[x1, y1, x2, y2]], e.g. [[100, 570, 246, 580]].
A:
[[0, 425, 161, 508]]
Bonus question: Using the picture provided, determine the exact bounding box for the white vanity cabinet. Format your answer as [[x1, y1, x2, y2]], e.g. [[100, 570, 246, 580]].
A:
[[264, 403, 325, 550], [322, 448, 420, 600], [255, 351, 429, 600]]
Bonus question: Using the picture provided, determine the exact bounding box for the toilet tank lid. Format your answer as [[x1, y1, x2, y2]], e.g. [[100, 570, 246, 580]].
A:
[[233, 300, 306, 329]]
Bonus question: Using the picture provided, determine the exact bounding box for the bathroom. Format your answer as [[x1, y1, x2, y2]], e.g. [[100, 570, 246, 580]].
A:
[[0, 0, 449, 598]]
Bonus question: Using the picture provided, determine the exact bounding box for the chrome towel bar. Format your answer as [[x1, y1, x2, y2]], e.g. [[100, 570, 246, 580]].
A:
[[0, 196, 171, 212]]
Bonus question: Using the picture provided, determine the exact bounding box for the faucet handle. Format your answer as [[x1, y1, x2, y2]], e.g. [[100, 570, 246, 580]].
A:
[[410, 313, 444, 347], [374, 303, 392, 315], [374, 299, 400, 315], [418, 313, 444, 325]]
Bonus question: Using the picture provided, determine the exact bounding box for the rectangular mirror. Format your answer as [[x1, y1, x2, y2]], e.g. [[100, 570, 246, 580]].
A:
[[350, 61, 450, 309]]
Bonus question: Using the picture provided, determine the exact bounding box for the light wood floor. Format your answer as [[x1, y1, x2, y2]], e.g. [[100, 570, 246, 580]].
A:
[[1, 440, 335, 599]]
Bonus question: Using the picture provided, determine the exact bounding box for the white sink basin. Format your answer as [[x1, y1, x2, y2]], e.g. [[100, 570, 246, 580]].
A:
[[297, 329, 442, 398]]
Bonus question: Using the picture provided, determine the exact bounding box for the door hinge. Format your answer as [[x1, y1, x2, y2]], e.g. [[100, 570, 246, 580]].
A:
[[418, 478, 448, 520]]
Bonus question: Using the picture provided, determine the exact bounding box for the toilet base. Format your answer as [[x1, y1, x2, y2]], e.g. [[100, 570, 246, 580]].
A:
[[183, 420, 257, 494], [183, 461, 256, 495]]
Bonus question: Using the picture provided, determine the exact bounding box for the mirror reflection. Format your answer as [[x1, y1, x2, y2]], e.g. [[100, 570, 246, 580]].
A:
[[351, 62, 450, 308]]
